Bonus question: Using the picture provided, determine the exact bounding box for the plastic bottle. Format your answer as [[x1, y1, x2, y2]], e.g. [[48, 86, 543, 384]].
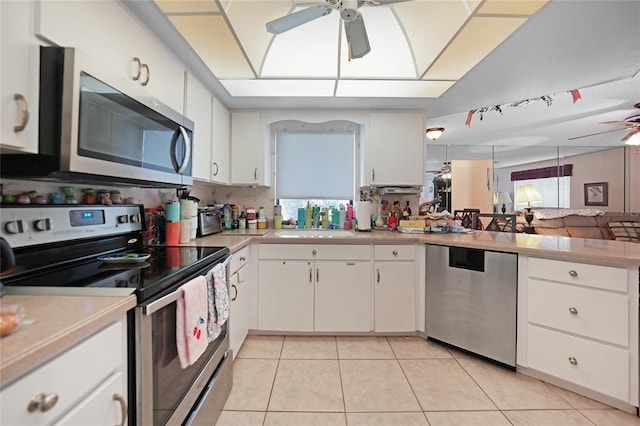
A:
[[223, 204, 232, 229], [239, 210, 246, 230], [321, 208, 329, 229], [305, 201, 312, 228]]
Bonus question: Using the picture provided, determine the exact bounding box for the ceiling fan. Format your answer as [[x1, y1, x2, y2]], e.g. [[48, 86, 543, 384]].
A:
[[266, 0, 413, 60], [568, 103, 640, 144]]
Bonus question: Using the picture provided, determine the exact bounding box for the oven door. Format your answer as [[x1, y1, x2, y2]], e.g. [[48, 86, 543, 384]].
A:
[[135, 258, 231, 426]]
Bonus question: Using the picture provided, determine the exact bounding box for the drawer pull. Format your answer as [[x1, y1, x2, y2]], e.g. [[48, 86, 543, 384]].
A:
[[377, 268, 380, 283], [240, 256, 246, 261], [568, 357, 578, 365], [113, 393, 128, 426], [569, 307, 578, 315], [569, 270, 578, 277], [231, 284, 238, 301], [132, 57, 142, 81], [27, 393, 58, 413], [312, 249, 317, 255], [392, 250, 398, 256]]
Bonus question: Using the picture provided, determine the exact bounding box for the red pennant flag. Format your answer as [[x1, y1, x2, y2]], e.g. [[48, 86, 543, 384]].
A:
[[570, 89, 581, 104], [465, 110, 474, 127]]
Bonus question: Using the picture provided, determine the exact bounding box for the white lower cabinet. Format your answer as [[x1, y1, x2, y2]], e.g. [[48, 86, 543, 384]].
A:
[[258, 260, 315, 331], [373, 245, 416, 332], [522, 256, 638, 406], [230, 246, 250, 358], [257, 244, 372, 332], [0, 318, 128, 426], [314, 261, 371, 332]]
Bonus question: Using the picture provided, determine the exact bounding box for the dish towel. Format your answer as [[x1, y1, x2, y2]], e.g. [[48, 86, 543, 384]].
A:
[[205, 263, 230, 342], [176, 275, 209, 369]]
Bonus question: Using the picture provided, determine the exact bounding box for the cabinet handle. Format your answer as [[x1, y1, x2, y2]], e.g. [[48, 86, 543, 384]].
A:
[[212, 162, 219, 176], [568, 357, 578, 366], [27, 393, 58, 413], [13, 93, 30, 133], [240, 256, 246, 261], [372, 169, 375, 182], [486, 167, 490, 190], [569, 307, 578, 315], [231, 284, 238, 301], [141, 63, 150, 86], [113, 393, 128, 426], [316, 268, 319, 283], [392, 250, 398, 256], [309, 267, 312, 283], [254, 167, 258, 180], [132, 57, 142, 81], [377, 268, 380, 283], [569, 270, 578, 277], [312, 249, 317, 255]]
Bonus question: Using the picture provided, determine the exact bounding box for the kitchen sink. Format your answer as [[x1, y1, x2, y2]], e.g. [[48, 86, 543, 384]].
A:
[[273, 229, 356, 238]]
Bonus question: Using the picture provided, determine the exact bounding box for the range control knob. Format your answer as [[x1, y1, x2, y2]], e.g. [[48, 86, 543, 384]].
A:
[[5, 219, 27, 234], [130, 214, 141, 223], [33, 218, 52, 232], [117, 215, 130, 224]]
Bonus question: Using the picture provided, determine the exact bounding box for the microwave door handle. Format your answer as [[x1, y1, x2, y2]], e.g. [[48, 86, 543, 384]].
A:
[[170, 126, 191, 174]]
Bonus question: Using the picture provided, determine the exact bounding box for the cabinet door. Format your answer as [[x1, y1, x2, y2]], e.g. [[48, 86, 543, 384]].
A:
[[367, 112, 425, 186], [258, 261, 313, 331], [54, 372, 126, 426], [36, 0, 185, 112], [230, 266, 250, 359], [314, 262, 371, 332], [186, 74, 213, 181], [1, 0, 39, 153], [211, 96, 230, 184], [231, 112, 267, 186], [375, 261, 416, 332]]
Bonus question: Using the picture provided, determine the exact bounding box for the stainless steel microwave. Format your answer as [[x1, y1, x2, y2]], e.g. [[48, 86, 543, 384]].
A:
[[1, 47, 193, 187]]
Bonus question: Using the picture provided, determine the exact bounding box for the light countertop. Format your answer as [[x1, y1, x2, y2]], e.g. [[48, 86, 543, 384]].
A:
[[190, 229, 640, 268], [0, 293, 136, 387]]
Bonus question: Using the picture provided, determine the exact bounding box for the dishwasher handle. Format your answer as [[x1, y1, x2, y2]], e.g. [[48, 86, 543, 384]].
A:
[[448, 247, 485, 272]]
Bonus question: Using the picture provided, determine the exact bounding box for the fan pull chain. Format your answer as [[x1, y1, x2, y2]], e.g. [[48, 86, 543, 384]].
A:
[[348, 41, 352, 62]]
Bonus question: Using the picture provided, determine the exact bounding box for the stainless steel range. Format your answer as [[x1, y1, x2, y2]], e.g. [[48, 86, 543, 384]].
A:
[[0, 204, 232, 425]]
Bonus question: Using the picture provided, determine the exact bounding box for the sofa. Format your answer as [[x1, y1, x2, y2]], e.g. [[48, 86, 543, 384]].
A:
[[525, 209, 640, 242]]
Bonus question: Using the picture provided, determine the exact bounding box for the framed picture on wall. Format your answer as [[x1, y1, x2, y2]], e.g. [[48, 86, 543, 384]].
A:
[[584, 182, 608, 206]]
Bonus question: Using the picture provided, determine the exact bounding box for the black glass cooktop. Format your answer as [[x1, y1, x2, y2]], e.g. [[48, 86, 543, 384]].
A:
[[1, 233, 228, 302]]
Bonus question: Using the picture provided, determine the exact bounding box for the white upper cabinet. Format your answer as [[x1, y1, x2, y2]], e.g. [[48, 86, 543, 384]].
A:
[[1, 0, 40, 153], [36, 0, 185, 113], [186, 73, 213, 182], [364, 111, 426, 187], [211, 96, 230, 184], [231, 111, 269, 186]]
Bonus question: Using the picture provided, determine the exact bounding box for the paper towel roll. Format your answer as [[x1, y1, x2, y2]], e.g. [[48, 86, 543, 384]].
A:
[[179, 199, 192, 220], [355, 201, 371, 231], [179, 219, 191, 243]]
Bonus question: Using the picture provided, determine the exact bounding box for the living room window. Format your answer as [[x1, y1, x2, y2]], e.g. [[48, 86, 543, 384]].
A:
[[275, 130, 356, 221], [514, 177, 570, 209]]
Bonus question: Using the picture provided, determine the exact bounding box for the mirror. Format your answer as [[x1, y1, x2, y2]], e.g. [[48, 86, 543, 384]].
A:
[[425, 145, 631, 213]]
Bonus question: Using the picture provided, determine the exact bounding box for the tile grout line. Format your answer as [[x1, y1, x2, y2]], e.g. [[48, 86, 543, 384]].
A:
[[261, 336, 285, 426]]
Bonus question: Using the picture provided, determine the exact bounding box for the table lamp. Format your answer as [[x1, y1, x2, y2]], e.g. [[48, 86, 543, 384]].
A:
[[516, 184, 543, 227], [497, 192, 512, 214]]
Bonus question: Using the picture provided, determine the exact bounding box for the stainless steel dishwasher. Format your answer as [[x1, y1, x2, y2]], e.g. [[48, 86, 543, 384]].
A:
[[426, 245, 518, 367]]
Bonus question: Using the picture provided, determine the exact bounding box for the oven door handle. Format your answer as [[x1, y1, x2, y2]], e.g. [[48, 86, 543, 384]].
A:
[[143, 255, 231, 316]]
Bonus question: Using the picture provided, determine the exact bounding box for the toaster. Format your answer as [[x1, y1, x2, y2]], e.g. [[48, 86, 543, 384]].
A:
[[197, 208, 223, 236]]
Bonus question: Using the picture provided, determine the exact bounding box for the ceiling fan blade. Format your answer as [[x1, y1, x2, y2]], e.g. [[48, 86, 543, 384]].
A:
[[266, 5, 331, 35], [345, 13, 370, 60], [600, 120, 635, 126], [568, 127, 628, 141], [363, 0, 414, 5]]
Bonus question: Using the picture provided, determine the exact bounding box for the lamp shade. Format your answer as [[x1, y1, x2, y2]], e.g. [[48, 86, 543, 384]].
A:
[[497, 192, 512, 204], [515, 184, 543, 208], [426, 127, 445, 141]]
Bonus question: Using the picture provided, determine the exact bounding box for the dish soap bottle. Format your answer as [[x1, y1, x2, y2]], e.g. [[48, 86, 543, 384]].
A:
[[305, 201, 312, 228]]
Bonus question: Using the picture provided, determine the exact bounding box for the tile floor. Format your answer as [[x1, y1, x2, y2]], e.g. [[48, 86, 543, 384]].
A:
[[217, 335, 640, 426]]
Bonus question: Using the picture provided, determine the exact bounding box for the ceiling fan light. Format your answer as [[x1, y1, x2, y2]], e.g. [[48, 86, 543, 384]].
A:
[[426, 127, 445, 141], [624, 131, 640, 146]]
